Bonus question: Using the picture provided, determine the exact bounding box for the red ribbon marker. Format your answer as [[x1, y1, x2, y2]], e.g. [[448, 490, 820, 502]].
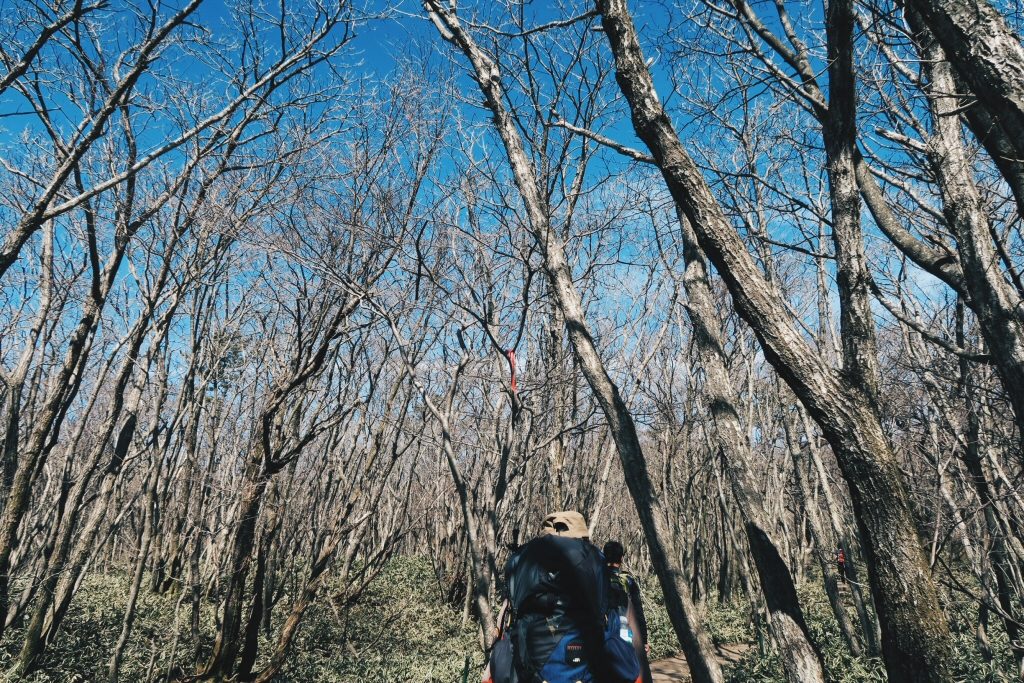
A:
[[506, 349, 517, 393]]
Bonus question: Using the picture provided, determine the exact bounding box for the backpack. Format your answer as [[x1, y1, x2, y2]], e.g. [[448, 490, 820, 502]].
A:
[[483, 630, 517, 683], [607, 566, 631, 614], [601, 607, 642, 683], [486, 535, 639, 683], [604, 566, 642, 682], [506, 605, 638, 683]]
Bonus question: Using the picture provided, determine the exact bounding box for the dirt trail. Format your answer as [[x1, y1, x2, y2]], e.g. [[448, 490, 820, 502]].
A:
[[650, 643, 751, 682]]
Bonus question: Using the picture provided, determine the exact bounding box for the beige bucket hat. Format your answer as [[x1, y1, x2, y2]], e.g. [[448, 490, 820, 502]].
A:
[[540, 510, 590, 539]]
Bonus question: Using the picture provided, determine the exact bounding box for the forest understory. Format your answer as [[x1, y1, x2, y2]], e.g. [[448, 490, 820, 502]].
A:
[[0, 558, 1013, 682]]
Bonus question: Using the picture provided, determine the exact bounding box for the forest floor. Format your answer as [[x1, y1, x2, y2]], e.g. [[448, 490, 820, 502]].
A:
[[651, 643, 751, 682]]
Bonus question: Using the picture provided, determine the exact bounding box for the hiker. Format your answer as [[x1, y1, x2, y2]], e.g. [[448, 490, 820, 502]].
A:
[[484, 510, 639, 683], [604, 541, 653, 683], [836, 545, 847, 583]]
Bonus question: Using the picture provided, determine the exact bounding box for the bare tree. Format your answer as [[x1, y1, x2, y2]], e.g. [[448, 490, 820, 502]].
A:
[[422, 4, 726, 680], [593, 0, 955, 678]]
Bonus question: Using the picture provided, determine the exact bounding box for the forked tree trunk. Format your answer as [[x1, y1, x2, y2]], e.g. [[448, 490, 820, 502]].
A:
[[903, 11, 1024, 473], [388, 326, 497, 641], [201, 469, 268, 680], [18, 402, 142, 675], [956, 305, 1024, 677], [902, 0, 1024, 216], [594, 1, 954, 679]]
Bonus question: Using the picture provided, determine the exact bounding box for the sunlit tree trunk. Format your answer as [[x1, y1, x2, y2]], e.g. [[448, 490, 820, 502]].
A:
[[594, 1, 955, 678]]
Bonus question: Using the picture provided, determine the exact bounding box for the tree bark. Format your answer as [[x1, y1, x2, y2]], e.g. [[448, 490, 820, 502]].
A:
[[906, 12, 1024, 469], [902, 0, 1024, 215], [201, 469, 268, 679], [594, 1, 955, 679], [781, 407, 864, 657], [956, 303, 1024, 677], [107, 463, 159, 683]]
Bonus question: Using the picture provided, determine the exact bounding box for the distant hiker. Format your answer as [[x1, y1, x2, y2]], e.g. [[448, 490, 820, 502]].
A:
[[836, 545, 847, 583], [604, 541, 653, 683], [483, 511, 639, 683]]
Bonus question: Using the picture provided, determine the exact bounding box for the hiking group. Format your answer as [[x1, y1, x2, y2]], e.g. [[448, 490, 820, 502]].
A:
[[483, 511, 654, 683]]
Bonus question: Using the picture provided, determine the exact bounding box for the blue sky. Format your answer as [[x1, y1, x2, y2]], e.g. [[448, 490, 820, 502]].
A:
[[0, 0, 981, 351]]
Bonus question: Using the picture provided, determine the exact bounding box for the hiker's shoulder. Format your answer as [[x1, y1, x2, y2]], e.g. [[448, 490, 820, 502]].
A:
[[514, 535, 600, 564], [618, 569, 641, 588], [521, 534, 590, 550]]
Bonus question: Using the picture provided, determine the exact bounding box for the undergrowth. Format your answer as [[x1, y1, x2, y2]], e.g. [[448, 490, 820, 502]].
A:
[[0, 560, 1014, 681], [0, 558, 480, 682]]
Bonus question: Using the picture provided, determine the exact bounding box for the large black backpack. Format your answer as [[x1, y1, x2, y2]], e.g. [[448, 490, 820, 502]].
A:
[[488, 536, 639, 683]]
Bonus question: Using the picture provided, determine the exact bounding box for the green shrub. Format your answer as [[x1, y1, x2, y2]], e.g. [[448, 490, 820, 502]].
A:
[[284, 556, 481, 681], [0, 572, 206, 682], [0, 559, 481, 683], [725, 581, 1016, 682], [2, 561, 1016, 682]]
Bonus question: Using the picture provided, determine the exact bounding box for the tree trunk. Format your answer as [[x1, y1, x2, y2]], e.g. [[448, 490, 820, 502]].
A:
[[594, 1, 955, 679], [423, 5, 722, 680], [201, 470, 268, 680], [17, 407, 140, 675], [107, 463, 158, 683], [906, 14, 1024, 471], [679, 214, 825, 682], [903, 0, 1024, 216], [781, 404, 863, 657], [957, 304, 1024, 676]]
